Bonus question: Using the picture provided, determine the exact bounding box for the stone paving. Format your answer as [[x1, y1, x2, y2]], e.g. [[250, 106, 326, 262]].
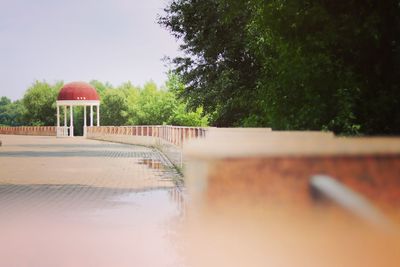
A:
[[0, 135, 180, 189], [0, 135, 185, 267]]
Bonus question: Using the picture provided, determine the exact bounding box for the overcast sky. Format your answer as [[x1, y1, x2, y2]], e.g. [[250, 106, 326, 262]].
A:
[[0, 0, 181, 100]]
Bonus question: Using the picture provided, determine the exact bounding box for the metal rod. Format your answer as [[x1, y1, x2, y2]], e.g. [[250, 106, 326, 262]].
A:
[[309, 174, 394, 231]]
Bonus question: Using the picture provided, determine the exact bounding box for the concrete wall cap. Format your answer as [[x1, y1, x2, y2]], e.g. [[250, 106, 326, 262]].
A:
[[183, 135, 400, 159]]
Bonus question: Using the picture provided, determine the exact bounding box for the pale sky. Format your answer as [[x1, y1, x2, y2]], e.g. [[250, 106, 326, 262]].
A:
[[0, 0, 180, 100]]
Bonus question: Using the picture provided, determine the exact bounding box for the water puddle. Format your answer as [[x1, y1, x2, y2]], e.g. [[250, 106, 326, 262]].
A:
[[0, 186, 187, 267], [89, 188, 183, 224], [138, 158, 164, 170]]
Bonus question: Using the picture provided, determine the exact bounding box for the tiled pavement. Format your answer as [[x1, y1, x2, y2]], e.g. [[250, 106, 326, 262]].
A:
[[0, 135, 180, 189], [0, 135, 185, 267]]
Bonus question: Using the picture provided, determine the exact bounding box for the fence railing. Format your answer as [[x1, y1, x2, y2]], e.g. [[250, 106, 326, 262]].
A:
[[0, 126, 57, 136], [56, 126, 69, 137], [87, 125, 208, 148]]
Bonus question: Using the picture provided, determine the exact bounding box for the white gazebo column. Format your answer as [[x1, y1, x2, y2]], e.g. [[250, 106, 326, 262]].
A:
[[64, 106, 67, 137], [90, 105, 93, 127], [70, 105, 74, 137], [83, 105, 87, 137], [56, 105, 60, 126], [64, 106, 67, 126], [97, 105, 100, 126], [56, 105, 60, 136]]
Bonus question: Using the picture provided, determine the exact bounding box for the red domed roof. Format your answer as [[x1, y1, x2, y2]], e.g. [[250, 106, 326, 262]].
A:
[[57, 82, 99, 101]]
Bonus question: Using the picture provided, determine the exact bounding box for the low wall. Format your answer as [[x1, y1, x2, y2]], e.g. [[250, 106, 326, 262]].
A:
[[184, 134, 400, 219], [182, 133, 400, 267], [86, 125, 208, 168], [86, 126, 334, 169], [0, 126, 56, 136]]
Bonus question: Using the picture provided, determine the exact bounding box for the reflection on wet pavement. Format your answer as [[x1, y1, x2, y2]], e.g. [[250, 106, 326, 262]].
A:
[[0, 184, 185, 217], [0, 135, 187, 267], [0, 186, 186, 267], [138, 158, 164, 169]]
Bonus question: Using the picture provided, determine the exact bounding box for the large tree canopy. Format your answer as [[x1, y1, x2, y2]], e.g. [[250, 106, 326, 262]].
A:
[[159, 0, 400, 135]]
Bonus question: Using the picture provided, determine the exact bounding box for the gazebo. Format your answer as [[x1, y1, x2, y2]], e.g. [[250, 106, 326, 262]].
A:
[[56, 82, 100, 137]]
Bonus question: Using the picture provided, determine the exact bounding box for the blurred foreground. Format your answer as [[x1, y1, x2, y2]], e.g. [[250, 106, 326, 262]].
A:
[[1, 132, 400, 267], [182, 129, 400, 267]]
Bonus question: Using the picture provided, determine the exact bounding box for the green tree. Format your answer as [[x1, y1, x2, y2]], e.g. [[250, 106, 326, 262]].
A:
[[0, 97, 26, 126], [0, 97, 12, 125], [118, 82, 141, 125], [168, 104, 208, 126], [5, 100, 25, 126], [160, 0, 259, 127], [90, 80, 113, 98], [165, 72, 209, 126], [22, 81, 63, 126], [100, 88, 129, 125], [160, 0, 400, 135], [134, 81, 176, 125]]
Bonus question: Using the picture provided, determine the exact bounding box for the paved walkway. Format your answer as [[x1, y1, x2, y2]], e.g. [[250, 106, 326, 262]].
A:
[[0, 135, 185, 267]]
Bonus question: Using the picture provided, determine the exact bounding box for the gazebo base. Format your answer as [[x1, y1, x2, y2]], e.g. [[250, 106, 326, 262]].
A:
[[57, 126, 70, 137]]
